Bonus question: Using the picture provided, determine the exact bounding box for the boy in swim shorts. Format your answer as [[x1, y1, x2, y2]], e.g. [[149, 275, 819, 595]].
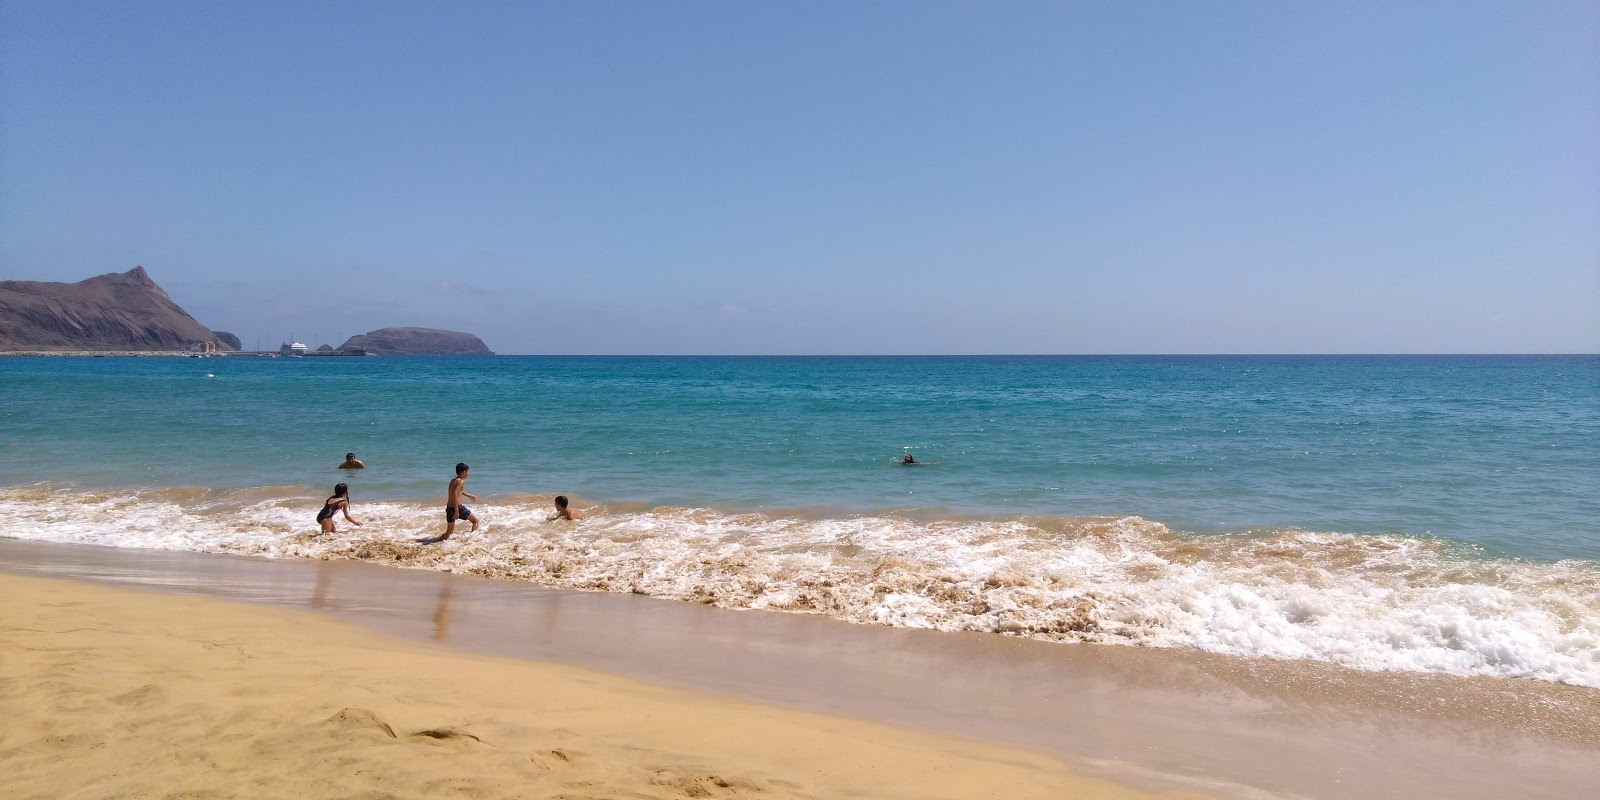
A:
[[428, 462, 478, 543]]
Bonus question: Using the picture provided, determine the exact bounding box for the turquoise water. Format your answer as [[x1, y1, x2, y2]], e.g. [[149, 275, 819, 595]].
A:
[[4, 355, 1599, 685], [3, 355, 1595, 558]]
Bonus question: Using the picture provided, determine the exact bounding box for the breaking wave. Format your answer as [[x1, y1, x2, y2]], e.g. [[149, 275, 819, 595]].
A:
[[3, 484, 1598, 688]]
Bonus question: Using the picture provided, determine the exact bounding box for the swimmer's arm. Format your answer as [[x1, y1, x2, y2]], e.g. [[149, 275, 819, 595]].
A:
[[342, 502, 363, 526], [464, 491, 478, 502]]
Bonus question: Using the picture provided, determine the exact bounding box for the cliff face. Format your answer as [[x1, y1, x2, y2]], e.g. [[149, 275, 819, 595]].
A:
[[212, 331, 242, 350], [339, 327, 494, 355], [0, 267, 227, 352]]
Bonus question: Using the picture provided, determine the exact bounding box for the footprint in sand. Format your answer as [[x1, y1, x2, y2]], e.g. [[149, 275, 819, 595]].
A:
[[109, 684, 164, 709], [407, 726, 488, 748], [650, 769, 761, 798], [324, 708, 489, 750], [528, 748, 576, 772], [324, 707, 397, 739]]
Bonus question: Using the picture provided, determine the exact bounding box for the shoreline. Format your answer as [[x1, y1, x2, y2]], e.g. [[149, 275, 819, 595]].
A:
[[2, 570, 1179, 800], [5, 537, 1598, 799], [5, 482, 1597, 688]]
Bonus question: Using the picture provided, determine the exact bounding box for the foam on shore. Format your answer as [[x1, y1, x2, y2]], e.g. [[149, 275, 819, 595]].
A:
[[3, 484, 1597, 688]]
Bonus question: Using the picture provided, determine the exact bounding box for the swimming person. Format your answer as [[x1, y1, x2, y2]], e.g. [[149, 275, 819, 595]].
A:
[[903, 454, 915, 464], [548, 495, 583, 521], [338, 452, 365, 469], [426, 463, 478, 543], [315, 483, 362, 535]]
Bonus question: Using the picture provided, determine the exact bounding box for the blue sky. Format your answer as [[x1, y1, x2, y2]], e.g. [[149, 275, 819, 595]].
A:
[[2, 1, 1596, 354]]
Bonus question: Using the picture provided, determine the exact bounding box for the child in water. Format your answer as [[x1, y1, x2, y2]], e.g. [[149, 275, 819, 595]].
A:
[[422, 463, 479, 544], [315, 483, 363, 534], [549, 495, 583, 521]]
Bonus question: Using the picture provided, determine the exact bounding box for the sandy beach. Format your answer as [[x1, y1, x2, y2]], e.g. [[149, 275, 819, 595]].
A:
[[1, 571, 1191, 800], [5, 540, 1600, 799]]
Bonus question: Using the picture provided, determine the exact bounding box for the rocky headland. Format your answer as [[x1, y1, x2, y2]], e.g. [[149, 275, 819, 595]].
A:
[[0, 267, 231, 352], [1, 268, 496, 356]]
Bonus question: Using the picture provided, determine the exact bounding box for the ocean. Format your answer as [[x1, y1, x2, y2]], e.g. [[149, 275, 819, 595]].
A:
[[2, 354, 1596, 685]]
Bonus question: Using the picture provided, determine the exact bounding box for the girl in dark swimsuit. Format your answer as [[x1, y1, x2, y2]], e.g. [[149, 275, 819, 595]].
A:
[[316, 483, 363, 535]]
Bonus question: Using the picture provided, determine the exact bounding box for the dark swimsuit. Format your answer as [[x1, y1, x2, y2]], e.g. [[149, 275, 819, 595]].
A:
[[446, 504, 471, 522], [316, 497, 344, 523]]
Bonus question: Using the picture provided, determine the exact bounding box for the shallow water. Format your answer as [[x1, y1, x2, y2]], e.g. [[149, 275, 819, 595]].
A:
[[2, 354, 1597, 685]]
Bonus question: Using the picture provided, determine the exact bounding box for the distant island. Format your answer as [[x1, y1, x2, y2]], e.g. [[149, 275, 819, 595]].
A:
[[0, 267, 231, 352], [0, 267, 494, 355], [338, 327, 494, 355]]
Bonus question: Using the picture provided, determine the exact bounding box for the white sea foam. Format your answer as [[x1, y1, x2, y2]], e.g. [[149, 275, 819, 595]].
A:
[[3, 485, 1598, 688]]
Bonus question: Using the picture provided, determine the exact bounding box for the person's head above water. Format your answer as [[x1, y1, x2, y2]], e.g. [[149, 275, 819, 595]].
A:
[[554, 495, 569, 509], [903, 454, 915, 463], [455, 462, 469, 476], [332, 482, 348, 498], [346, 453, 356, 461]]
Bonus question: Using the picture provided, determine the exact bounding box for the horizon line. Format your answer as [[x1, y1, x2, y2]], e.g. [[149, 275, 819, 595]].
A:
[[473, 352, 1600, 358]]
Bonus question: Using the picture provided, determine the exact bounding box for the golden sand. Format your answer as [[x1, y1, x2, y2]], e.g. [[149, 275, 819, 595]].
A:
[[0, 573, 1199, 800]]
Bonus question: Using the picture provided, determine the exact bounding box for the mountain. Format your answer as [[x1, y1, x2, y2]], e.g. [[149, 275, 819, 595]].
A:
[[0, 267, 230, 352], [338, 327, 494, 355]]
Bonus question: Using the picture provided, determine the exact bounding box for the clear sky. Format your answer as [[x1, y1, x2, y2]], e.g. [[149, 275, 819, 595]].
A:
[[2, 1, 1596, 354]]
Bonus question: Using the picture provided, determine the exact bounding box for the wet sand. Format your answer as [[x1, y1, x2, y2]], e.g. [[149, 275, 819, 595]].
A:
[[2, 571, 1187, 800], [4, 538, 1599, 798]]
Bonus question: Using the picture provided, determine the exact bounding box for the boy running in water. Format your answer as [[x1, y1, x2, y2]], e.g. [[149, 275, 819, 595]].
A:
[[425, 462, 478, 543]]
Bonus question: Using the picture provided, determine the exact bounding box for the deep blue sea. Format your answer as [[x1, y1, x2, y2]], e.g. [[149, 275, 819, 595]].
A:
[[3, 355, 1597, 685]]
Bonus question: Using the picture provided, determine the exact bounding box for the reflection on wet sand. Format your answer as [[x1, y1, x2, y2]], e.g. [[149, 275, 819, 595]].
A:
[[311, 561, 336, 611], [432, 583, 454, 641]]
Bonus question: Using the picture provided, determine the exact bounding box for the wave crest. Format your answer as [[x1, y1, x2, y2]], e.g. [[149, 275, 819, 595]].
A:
[[3, 485, 1598, 688]]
